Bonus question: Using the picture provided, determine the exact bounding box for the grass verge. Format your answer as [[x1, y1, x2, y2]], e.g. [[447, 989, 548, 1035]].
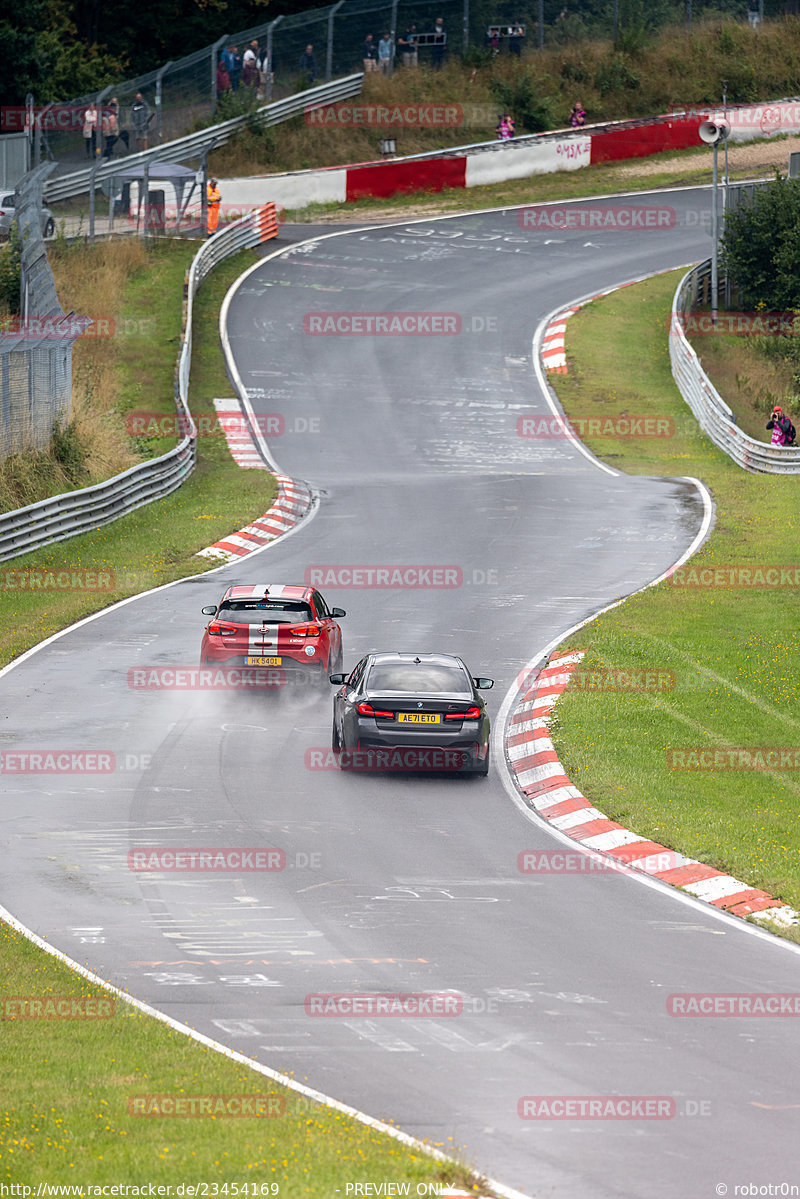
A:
[[0, 922, 484, 1192], [548, 269, 800, 939]]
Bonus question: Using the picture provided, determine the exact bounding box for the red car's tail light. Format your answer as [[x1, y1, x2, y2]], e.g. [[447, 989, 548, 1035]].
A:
[[207, 621, 238, 636], [289, 624, 321, 637], [445, 706, 481, 720], [358, 702, 394, 718]]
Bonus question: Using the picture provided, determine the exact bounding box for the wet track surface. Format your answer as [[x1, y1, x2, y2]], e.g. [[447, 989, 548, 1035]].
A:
[[3, 191, 799, 1197]]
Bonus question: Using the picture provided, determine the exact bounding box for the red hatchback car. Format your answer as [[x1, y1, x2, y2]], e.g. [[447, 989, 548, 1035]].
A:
[[199, 583, 345, 684]]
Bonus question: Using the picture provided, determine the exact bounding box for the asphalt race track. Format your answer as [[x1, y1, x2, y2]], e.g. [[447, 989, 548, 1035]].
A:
[[3, 187, 800, 1198]]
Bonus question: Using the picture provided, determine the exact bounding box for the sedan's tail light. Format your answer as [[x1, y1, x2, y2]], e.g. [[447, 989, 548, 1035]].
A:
[[289, 624, 321, 637], [445, 706, 481, 720], [207, 621, 238, 636], [357, 702, 394, 718]]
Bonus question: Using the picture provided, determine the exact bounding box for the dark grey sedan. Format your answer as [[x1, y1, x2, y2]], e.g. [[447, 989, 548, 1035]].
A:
[[329, 651, 493, 775]]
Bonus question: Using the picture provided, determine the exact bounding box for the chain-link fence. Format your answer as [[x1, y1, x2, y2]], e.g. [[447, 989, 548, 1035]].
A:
[[22, 0, 464, 177], [0, 165, 86, 461]]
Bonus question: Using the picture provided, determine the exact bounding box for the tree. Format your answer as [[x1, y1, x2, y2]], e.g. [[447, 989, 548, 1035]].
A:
[[721, 173, 800, 310]]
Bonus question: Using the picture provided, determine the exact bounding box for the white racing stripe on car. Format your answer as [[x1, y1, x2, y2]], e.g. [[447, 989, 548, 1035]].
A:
[[249, 623, 280, 651]]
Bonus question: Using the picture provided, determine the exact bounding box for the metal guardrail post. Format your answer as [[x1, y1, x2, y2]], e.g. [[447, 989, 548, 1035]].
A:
[[155, 61, 173, 144], [265, 17, 284, 104], [211, 35, 229, 112], [326, 1, 345, 83]]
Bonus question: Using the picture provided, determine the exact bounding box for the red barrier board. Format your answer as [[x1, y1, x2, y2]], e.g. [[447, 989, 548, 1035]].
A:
[[346, 155, 467, 201], [590, 116, 704, 165]]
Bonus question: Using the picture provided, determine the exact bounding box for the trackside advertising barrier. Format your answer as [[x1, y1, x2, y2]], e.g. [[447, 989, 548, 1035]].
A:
[[219, 98, 800, 211]]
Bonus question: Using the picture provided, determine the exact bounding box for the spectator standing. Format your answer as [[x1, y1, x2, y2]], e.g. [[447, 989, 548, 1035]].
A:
[[570, 101, 586, 127], [101, 101, 118, 158], [378, 31, 393, 76], [258, 43, 273, 90], [216, 61, 231, 96], [82, 102, 98, 157], [130, 92, 151, 151], [247, 41, 265, 95], [242, 55, 258, 90], [207, 177, 221, 236], [363, 34, 379, 72], [487, 26, 500, 55], [398, 25, 418, 67], [431, 17, 446, 69], [228, 47, 242, 91], [299, 44, 318, 84], [508, 19, 524, 55]]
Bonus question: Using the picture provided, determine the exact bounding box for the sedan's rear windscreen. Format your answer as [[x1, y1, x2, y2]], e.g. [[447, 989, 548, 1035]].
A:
[[366, 664, 472, 694], [218, 601, 312, 624]]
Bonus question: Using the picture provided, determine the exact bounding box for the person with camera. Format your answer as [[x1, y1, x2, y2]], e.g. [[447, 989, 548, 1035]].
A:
[[766, 405, 796, 446]]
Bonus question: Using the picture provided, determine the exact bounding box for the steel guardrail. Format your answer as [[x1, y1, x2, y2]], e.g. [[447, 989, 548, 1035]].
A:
[[670, 260, 800, 474], [43, 75, 363, 205], [0, 204, 279, 563]]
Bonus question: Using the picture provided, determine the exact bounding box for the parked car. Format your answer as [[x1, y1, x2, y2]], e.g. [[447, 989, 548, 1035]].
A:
[[0, 195, 55, 240]]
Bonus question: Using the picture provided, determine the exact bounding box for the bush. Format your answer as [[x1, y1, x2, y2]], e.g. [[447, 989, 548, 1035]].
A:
[[0, 225, 22, 314], [722, 172, 800, 309], [489, 71, 556, 133]]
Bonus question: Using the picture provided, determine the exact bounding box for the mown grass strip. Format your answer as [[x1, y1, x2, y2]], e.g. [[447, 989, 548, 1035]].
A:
[[548, 270, 800, 939], [0, 921, 483, 1191], [0, 244, 277, 670]]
